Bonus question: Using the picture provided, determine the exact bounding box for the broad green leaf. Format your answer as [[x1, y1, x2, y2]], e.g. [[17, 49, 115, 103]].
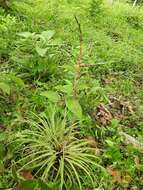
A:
[[21, 180, 37, 190], [35, 45, 48, 57], [8, 74, 25, 88], [40, 91, 60, 103], [90, 86, 102, 94], [78, 83, 88, 90], [0, 133, 7, 142], [66, 98, 82, 119], [105, 140, 115, 147], [61, 64, 74, 72], [0, 160, 4, 172], [111, 119, 119, 128], [18, 32, 33, 38], [0, 82, 10, 95], [56, 84, 73, 95], [41, 30, 55, 41], [47, 182, 58, 189], [0, 144, 6, 159], [38, 179, 48, 190]]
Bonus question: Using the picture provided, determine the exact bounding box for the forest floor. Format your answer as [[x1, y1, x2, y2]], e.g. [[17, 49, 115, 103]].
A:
[[0, 0, 143, 189]]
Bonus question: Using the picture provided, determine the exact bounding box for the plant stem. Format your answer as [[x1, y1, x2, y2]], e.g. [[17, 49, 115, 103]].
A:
[[73, 16, 83, 98], [133, 0, 138, 7]]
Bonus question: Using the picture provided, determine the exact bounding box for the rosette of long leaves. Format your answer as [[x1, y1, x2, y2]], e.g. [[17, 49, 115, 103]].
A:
[[14, 112, 100, 189]]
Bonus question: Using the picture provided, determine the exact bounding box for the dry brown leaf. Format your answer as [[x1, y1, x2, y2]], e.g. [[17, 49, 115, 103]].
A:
[[93, 103, 112, 125], [85, 136, 100, 155], [19, 170, 33, 180], [127, 104, 134, 114], [107, 166, 121, 183], [122, 172, 132, 186], [15, 170, 33, 190], [102, 76, 115, 85], [109, 97, 134, 122], [0, 124, 5, 130], [86, 136, 97, 148], [134, 156, 140, 170], [139, 176, 143, 185], [15, 184, 21, 190], [124, 173, 132, 184]]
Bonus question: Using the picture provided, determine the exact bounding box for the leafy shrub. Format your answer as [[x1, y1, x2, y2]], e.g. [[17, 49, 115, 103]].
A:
[[0, 0, 9, 9], [89, 0, 103, 18], [0, 73, 24, 95], [0, 14, 17, 55], [14, 111, 99, 189], [10, 30, 64, 80]]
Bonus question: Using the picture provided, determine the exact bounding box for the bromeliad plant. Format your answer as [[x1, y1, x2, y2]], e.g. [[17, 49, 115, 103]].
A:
[[14, 111, 100, 189]]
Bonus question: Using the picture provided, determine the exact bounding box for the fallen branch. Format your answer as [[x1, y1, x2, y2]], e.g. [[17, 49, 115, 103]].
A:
[[120, 132, 143, 152], [133, 0, 138, 7], [80, 62, 106, 67]]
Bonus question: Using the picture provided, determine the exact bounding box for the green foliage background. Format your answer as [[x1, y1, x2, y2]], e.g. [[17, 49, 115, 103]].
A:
[[1, 0, 143, 189]]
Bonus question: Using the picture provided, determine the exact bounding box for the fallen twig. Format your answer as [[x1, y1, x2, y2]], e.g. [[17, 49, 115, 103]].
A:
[[120, 132, 143, 152], [133, 0, 138, 7]]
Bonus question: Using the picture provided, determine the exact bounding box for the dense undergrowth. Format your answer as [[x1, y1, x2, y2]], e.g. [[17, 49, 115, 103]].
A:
[[1, 0, 143, 189]]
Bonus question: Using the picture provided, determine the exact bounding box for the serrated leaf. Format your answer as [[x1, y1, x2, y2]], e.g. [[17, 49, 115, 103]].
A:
[[0, 82, 10, 95], [66, 98, 82, 119], [40, 91, 60, 103], [35, 45, 48, 57]]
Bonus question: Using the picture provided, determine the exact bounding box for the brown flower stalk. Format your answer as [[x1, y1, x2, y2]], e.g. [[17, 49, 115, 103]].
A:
[[73, 16, 83, 98]]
